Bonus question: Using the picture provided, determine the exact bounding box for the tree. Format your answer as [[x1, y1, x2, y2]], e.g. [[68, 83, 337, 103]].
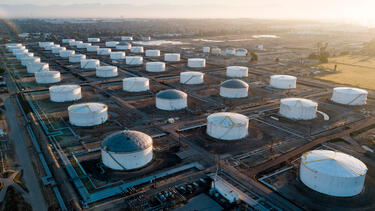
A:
[[250, 52, 258, 62]]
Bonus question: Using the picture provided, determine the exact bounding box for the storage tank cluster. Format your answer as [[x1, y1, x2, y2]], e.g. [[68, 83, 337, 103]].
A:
[[220, 79, 249, 98], [80, 59, 100, 69], [60, 50, 75, 58], [156, 89, 187, 111], [145, 50, 160, 57], [146, 62, 166, 72], [123, 77, 150, 92], [206, 112, 249, 140], [68, 102, 108, 127], [110, 52, 126, 60], [69, 54, 86, 63], [126, 56, 143, 66], [226, 66, 248, 78], [331, 87, 367, 106], [180, 72, 204, 85], [187, 58, 206, 68], [279, 98, 317, 120], [96, 66, 118, 78], [101, 130, 153, 170], [49, 85, 82, 102], [164, 53, 180, 62], [105, 41, 119, 48], [35, 71, 61, 84], [130, 46, 144, 53], [300, 150, 367, 197], [270, 75, 297, 89]]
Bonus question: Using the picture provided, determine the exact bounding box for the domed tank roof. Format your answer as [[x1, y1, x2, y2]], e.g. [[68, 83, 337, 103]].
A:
[[156, 89, 187, 99], [101, 130, 152, 153], [221, 79, 248, 88]]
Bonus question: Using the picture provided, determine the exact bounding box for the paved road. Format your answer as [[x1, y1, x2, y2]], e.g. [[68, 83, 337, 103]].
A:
[[3, 93, 47, 209]]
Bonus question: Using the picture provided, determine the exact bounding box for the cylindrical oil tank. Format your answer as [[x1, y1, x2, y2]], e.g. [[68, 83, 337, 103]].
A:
[[101, 130, 153, 170], [225, 48, 236, 56], [145, 50, 160, 57], [110, 51, 126, 60], [116, 42, 131, 50], [156, 89, 187, 111], [279, 98, 317, 120], [69, 54, 86, 63], [97, 48, 111, 55], [220, 79, 249, 98], [146, 62, 166, 72], [211, 47, 221, 55], [62, 39, 75, 44], [68, 102, 108, 127], [96, 66, 118, 78], [226, 66, 248, 78], [123, 77, 150, 92], [16, 52, 34, 60], [51, 46, 66, 54], [88, 38, 100, 43], [60, 50, 75, 58], [187, 58, 206, 68], [125, 56, 143, 66], [270, 75, 297, 89], [35, 71, 61, 84], [180, 71, 204, 84], [21, 57, 41, 66], [69, 40, 83, 47], [203, 47, 210, 53], [12, 48, 28, 55], [207, 112, 249, 140], [300, 150, 367, 197], [49, 85, 82, 102], [121, 36, 133, 41], [80, 59, 100, 69], [87, 45, 100, 52], [164, 53, 180, 62], [331, 87, 368, 105], [235, 48, 248, 57], [130, 46, 144, 53], [27, 62, 49, 73], [105, 41, 119, 48], [77, 43, 91, 49]]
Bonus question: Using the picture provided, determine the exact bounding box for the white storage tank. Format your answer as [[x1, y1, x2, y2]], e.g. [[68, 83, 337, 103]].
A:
[[49, 85, 82, 102], [156, 89, 187, 111], [235, 48, 248, 57], [145, 50, 160, 57], [69, 54, 86, 63], [226, 48, 236, 56], [116, 42, 131, 50], [146, 62, 166, 72], [180, 71, 204, 85], [164, 53, 180, 62], [226, 66, 248, 78], [69, 40, 83, 47], [80, 59, 100, 69], [331, 87, 368, 105], [97, 48, 111, 55], [96, 66, 118, 78], [203, 47, 210, 53], [110, 51, 126, 60], [207, 112, 249, 140], [68, 103, 108, 127], [12, 48, 28, 55], [87, 45, 100, 52], [60, 50, 75, 58], [105, 41, 119, 48], [101, 130, 153, 170], [21, 57, 41, 66], [300, 150, 367, 197], [45, 44, 59, 51], [77, 42, 91, 49], [62, 39, 75, 44], [220, 79, 249, 98], [6, 43, 22, 49], [130, 46, 144, 53], [88, 38, 100, 43], [270, 75, 297, 89], [8, 45, 25, 52], [39, 42, 54, 49], [123, 77, 150, 92], [51, 46, 66, 54], [211, 47, 221, 55], [121, 36, 133, 41], [16, 52, 34, 60], [187, 58, 206, 68], [279, 98, 317, 120], [35, 71, 61, 84], [126, 56, 143, 66], [27, 62, 49, 73]]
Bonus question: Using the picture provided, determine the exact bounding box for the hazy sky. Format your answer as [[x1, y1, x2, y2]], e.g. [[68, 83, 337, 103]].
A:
[[2, 0, 375, 25]]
